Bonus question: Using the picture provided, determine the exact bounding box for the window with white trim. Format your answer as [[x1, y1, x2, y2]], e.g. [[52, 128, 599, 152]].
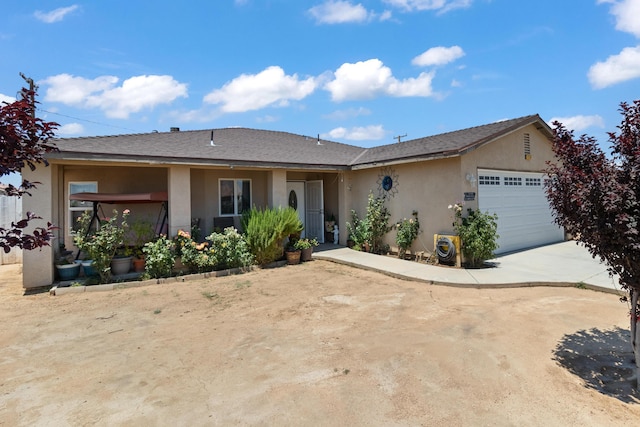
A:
[[479, 175, 500, 185], [504, 176, 522, 186], [69, 181, 97, 233], [219, 179, 251, 216]]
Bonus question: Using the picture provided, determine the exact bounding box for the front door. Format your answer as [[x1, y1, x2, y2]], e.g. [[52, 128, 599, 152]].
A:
[[286, 181, 306, 238], [305, 180, 324, 243]]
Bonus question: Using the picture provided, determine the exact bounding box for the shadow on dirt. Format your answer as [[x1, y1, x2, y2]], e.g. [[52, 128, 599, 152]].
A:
[[553, 327, 639, 403]]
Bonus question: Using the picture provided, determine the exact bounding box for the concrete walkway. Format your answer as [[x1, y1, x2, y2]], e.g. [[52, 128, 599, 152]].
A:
[[314, 241, 623, 295]]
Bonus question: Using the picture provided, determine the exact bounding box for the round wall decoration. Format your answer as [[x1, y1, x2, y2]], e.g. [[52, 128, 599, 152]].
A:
[[377, 167, 399, 198]]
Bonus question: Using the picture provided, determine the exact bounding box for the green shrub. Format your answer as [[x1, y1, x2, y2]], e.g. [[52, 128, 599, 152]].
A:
[[395, 211, 420, 258], [346, 209, 369, 249], [243, 207, 303, 265], [142, 235, 176, 279], [74, 209, 129, 284], [346, 192, 391, 253], [207, 227, 254, 270], [180, 238, 215, 273], [451, 205, 499, 268]]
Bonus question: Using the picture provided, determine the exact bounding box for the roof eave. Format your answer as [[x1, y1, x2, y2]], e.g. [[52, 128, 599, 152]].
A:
[[47, 152, 349, 171]]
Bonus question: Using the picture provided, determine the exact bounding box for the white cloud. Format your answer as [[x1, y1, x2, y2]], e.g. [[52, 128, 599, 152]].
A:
[[588, 45, 640, 88], [599, 0, 640, 37], [412, 45, 465, 66], [324, 59, 435, 101], [204, 66, 317, 113], [383, 0, 472, 14], [548, 115, 605, 132], [42, 74, 188, 119], [57, 123, 85, 136], [0, 93, 16, 104], [323, 107, 372, 120], [326, 125, 386, 140], [308, 1, 372, 24], [34, 5, 79, 23]]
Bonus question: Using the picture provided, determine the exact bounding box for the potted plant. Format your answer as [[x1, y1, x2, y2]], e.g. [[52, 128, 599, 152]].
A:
[[128, 217, 156, 273], [294, 237, 319, 262], [73, 209, 130, 284], [285, 236, 301, 265], [55, 258, 81, 281]]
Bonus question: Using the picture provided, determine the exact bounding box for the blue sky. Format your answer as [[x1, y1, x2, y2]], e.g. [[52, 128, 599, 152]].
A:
[[2, 0, 640, 185]]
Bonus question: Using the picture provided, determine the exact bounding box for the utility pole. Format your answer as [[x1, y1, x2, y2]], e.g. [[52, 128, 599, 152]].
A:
[[19, 72, 37, 118], [394, 134, 407, 143]]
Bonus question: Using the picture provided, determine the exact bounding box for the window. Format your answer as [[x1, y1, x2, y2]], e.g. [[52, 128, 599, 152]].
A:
[[219, 179, 251, 216], [525, 177, 541, 186], [479, 175, 500, 186], [504, 176, 522, 186], [69, 181, 97, 233]]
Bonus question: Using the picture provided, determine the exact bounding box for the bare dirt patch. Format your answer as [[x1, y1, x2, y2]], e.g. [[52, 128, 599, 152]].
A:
[[1, 261, 639, 426]]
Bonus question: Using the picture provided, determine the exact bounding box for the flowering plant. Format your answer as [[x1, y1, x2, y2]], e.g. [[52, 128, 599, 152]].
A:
[[142, 235, 175, 279], [394, 211, 420, 258], [74, 209, 129, 283], [448, 201, 499, 267], [293, 237, 319, 250]]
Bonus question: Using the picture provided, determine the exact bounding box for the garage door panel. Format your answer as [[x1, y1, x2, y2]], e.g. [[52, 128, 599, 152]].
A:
[[478, 169, 563, 254]]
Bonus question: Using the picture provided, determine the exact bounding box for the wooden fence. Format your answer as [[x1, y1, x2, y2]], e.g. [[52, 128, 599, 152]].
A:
[[0, 194, 23, 265]]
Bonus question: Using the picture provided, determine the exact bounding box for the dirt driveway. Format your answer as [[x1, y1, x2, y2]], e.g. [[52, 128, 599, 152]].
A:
[[1, 261, 639, 426]]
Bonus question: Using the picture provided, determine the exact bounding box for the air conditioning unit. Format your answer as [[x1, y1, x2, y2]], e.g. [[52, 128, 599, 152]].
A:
[[434, 234, 461, 267]]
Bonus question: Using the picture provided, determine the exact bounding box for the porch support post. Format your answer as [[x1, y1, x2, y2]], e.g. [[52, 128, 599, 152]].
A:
[[167, 166, 191, 237], [22, 164, 58, 289], [337, 170, 351, 245], [268, 169, 287, 208]]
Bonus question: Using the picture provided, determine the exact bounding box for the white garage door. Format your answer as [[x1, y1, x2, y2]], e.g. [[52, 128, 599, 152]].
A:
[[477, 169, 564, 254]]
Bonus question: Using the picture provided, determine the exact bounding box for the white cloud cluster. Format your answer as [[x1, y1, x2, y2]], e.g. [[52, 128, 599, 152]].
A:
[[383, 0, 472, 14], [589, 0, 640, 88], [324, 59, 435, 101], [326, 124, 386, 140], [412, 45, 465, 66], [57, 123, 85, 136], [308, 1, 373, 24], [598, 0, 640, 37], [588, 46, 640, 89], [548, 115, 605, 132], [42, 74, 188, 119], [204, 66, 317, 113], [34, 5, 79, 23], [0, 93, 16, 104]]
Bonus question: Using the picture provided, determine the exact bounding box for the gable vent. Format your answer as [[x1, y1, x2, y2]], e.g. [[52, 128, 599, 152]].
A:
[[524, 133, 531, 160]]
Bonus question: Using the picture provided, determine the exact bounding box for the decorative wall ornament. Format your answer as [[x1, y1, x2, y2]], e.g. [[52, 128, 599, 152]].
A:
[[377, 166, 399, 198]]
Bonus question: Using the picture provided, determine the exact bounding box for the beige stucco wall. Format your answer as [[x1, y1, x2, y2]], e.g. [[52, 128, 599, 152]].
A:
[[58, 165, 168, 250], [347, 125, 555, 255], [22, 164, 58, 289], [349, 157, 463, 254], [460, 123, 554, 212]]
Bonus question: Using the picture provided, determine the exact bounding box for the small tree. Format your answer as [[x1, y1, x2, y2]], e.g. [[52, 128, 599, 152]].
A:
[[545, 100, 640, 389], [346, 192, 391, 253], [450, 203, 499, 267], [0, 75, 58, 253]]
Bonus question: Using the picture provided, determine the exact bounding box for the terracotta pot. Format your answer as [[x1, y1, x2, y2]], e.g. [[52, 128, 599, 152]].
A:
[[285, 250, 301, 265], [301, 247, 313, 262], [133, 257, 145, 273]]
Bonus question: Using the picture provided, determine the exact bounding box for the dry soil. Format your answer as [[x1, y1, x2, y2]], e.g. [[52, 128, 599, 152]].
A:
[[1, 261, 639, 426]]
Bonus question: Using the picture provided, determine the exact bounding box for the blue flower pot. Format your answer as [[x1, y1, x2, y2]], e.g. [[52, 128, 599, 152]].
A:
[[56, 263, 80, 281], [81, 260, 99, 277]]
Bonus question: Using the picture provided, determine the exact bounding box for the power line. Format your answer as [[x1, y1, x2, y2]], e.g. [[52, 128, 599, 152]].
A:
[[37, 108, 142, 133]]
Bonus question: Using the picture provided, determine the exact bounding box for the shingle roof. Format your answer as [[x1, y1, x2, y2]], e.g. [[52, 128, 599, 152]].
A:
[[50, 115, 551, 170], [50, 128, 364, 169], [350, 114, 551, 167]]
